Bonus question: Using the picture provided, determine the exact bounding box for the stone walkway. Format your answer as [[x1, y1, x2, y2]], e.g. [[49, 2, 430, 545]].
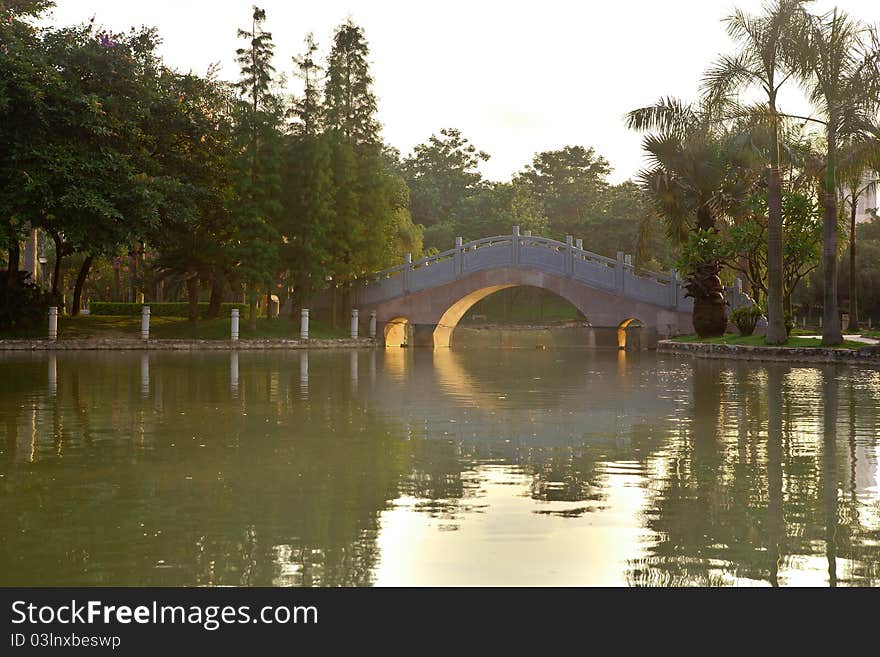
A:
[[799, 334, 880, 345], [659, 339, 880, 365], [0, 338, 377, 351]]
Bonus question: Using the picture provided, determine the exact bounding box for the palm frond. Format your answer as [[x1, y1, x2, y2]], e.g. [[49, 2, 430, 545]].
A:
[[625, 98, 699, 137]]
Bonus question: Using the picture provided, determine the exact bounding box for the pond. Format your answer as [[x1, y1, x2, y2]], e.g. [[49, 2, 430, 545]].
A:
[[1, 348, 878, 586]]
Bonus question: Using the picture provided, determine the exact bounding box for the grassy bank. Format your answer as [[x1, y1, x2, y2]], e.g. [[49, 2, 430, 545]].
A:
[[0, 315, 348, 341], [672, 334, 865, 350]]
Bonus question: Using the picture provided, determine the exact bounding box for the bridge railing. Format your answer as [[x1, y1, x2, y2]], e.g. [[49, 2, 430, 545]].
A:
[[353, 228, 694, 312]]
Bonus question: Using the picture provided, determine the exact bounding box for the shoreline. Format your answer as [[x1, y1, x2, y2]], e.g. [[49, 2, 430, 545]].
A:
[[658, 339, 880, 365], [0, 337, 377, 351]]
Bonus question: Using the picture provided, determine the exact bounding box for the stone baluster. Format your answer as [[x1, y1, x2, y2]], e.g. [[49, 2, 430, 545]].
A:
[[350, 309, 359, 339], [512, 226, 521, 265], [300, 308, 309, 340], [48, 306, 58, 341], [230, 308, 240, 341], [670, 270, 681, 308], [141, 305, 150, 341], [566, 235, 574, 277], [403, 253, 412, 293]]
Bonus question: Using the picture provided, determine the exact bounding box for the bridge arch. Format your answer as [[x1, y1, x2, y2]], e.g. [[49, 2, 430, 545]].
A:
[[617, 318, 644, 350], [384, 317, 411, 348], [433, 284, 516, 348]]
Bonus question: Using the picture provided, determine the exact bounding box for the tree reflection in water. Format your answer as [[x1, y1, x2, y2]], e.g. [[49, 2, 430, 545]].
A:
[[0, 349, 878, 586], [629, 360, 880, 587]]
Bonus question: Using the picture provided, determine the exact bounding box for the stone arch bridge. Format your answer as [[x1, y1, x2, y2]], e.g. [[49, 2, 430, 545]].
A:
[[316, 228, 698, 348]]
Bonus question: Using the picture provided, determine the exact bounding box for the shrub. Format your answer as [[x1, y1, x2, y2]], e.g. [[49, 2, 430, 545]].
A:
[[731, 305, 762, 336], [89, 302, 247, 318], [0, 271, 57, 332], [784, 312, 794, 336]]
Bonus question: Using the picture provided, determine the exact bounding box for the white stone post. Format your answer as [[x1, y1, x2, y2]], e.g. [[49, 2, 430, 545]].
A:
[[819, 316, 823, 328], [512, 225, 521, 265], [350, 308, 359, 339], [141, 306, 150, 340], [454, 237, 464, 277], [230, 308, 240, 341], [575, 238, 583, 250], [369, 311, 377, 339], [403, 253, 412, 293], [48, 306, 58, 341], [670, 270, 680, 309], [624, 254, 632, 266], [300, 308, 309, 340], [565, 235, 574, 277], [523, 230, 532, 237]]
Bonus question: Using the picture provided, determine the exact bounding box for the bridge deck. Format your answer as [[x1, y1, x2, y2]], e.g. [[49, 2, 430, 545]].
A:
[[354, 230, 693, 313]]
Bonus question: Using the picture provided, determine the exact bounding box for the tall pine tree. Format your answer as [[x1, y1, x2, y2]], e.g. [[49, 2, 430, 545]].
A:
[[233, 5, 282, 329], [322, 19, 418, 321]]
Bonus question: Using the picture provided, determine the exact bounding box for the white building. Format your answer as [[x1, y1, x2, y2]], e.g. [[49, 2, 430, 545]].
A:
[[853, 170, 878, 224]]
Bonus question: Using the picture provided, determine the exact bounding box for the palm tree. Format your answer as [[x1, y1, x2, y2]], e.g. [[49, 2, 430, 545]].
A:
[[702, 0, 808, 345], [626, 99, 757, 337], [796, 8, 878, 345], [839, 144, 879, 331]]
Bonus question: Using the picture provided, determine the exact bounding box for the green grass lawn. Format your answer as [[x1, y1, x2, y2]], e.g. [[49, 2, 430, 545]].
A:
[[672, 333, 865, 350], [0, 315, 348, 340]]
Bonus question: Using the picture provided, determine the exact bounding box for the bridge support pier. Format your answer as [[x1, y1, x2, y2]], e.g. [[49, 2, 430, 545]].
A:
[[412, 324, 439, 348]]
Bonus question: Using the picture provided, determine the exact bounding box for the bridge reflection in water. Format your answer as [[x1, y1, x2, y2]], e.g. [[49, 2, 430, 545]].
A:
[[0, 349, 878, 587]]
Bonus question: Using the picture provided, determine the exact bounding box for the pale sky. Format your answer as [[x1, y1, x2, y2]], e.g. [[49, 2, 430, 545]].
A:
[[47, 0, 879, 184]]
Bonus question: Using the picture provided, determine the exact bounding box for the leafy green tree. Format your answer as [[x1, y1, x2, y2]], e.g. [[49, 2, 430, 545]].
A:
[[517, 146, 611, 240], [279, 133, 334, 311], [703, 0, 809, 344], [0, 0, 56, 303], [607, 182, 676, 271], [321, 18, 420, 321], [725, 191, 823, 312], [450, 181, 547, 243], [147, 70, 238, 321], [402, 128, 489, 236], [835, 217, 880, 326], [17, 24, 171, 314], [838, 139, 879, 330]]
